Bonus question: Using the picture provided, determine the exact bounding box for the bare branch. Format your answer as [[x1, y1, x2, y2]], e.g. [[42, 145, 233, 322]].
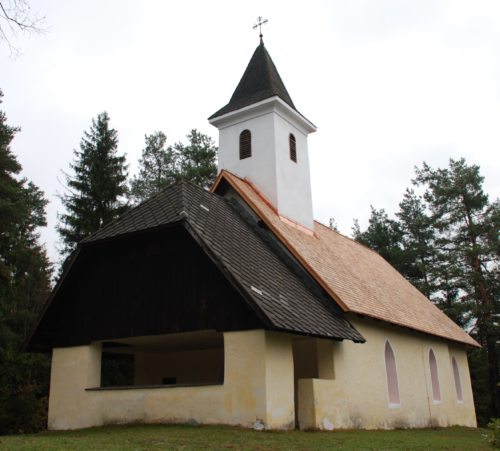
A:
[[0, 0, 46, 57]]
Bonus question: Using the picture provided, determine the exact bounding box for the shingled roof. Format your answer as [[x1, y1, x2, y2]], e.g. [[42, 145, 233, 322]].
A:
[[46, 182, 364, 343], [213, 171, 480, 348], [209, 41, 298, 119]]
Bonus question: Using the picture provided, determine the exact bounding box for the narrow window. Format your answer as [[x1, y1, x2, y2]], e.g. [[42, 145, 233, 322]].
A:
[[452, 357, 463, 402], [289, 133, 297, 162], [239, 129, 251, 159], [429, 349, 441, 402], [384, 341, 400, 405]]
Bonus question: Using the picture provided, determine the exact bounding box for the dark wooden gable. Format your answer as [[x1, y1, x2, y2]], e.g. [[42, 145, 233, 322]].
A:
[[31, 224, 264, 350]]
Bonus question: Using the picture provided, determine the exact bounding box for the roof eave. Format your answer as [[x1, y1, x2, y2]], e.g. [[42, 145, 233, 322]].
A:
[[212, 171, 481, 349]]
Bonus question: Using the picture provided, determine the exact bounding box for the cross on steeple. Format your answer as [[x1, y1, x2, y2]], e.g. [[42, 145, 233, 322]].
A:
[[253, 16, 268, 43]]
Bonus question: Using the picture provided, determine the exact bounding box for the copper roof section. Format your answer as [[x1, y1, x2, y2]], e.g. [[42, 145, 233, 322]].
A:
[[213, 170, 480, 348]]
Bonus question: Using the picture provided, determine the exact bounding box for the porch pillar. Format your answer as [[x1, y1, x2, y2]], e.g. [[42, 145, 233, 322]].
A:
[[48, 342, 102, 430], [223, 330, 294, 429]]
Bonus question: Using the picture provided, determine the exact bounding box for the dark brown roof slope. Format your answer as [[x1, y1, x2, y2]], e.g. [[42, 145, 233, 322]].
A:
[[61, 183, 364, 342], [209, 41, 297, 119]]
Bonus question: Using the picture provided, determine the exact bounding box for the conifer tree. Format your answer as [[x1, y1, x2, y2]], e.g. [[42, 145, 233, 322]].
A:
[[0, 89, 52, 433], [129, 131, 176, 204], [174, 129, 217, 190], [396, 189, 437, 299], [352, 207, 405, 273], [352, 158, 498, 422], [58, 112, 128, 257], [129, 129, 217, 205], [415, 158, 499, 419]]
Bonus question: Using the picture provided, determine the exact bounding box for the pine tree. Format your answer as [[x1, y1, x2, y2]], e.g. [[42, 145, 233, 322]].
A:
[[174, 129, 217, 189], [129, 129, 218, 205], [352, 207, 405, 273], [396, 189, 437, 299], [58, 112, 128, 257], [352, 158, 498, 422], [0, 89, 52, 433], [129, 131, 177, 204], [414, 158, 499, 420]]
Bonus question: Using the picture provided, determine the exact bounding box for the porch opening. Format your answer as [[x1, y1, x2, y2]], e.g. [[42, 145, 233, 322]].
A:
[[100, 330, 224, 388], [292, 337, 334, 427]]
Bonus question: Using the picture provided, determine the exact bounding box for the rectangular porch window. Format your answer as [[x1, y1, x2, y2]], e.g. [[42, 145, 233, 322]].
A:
[[98, 330, 224, 389]]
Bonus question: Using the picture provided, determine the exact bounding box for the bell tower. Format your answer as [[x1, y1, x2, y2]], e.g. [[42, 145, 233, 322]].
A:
[[208, 38, 316, 230]]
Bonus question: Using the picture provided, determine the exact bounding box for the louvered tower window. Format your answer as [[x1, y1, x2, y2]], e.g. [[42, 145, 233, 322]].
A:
[[289, 133, 297, 162], [239, 129, 252, 159]]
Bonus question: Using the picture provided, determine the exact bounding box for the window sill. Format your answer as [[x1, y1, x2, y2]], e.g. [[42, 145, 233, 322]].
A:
[[86, 382, 223, 391]]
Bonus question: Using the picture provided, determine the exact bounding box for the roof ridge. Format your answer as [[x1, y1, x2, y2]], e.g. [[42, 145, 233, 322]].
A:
[[81, 182, 185, 244], [82, 180, 186, 247]]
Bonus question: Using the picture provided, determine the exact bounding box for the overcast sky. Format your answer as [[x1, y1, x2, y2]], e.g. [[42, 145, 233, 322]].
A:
[[2, 0, 499, 265]]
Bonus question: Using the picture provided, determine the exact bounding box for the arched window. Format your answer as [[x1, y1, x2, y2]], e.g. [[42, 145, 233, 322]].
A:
[[429, 349, 441, 402], [289, 133, 297, 162], [239, 129, 251, 160], [452, 357, 463, 402], [384, 341, 400, 405]]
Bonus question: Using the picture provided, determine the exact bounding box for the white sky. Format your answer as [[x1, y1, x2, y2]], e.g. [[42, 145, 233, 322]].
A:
[[2, 0, 500, 265]]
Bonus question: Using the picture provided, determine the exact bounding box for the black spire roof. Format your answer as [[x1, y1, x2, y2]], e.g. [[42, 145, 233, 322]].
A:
[[209, 41, 297, 119]]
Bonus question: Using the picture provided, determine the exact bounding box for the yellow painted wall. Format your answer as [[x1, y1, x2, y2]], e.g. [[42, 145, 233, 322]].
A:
[[48, 330, 295, 431], [48, 322, 476, 431], [48, 343, 102, 430], [298, 316, 477, 430], [264, 332, 295, 428]]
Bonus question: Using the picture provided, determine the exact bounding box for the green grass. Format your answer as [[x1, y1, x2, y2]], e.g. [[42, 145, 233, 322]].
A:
[[0, 424, 490, 450]]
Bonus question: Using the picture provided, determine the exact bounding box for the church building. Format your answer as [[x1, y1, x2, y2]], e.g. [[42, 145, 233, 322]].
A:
[[29, 36, 478, 431]]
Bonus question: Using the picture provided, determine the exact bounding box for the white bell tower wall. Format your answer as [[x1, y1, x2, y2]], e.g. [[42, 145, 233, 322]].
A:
[[211, 97, 316, 230]]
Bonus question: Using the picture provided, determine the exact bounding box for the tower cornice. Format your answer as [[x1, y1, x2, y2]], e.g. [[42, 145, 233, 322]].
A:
[[209, 96, 317, 135]]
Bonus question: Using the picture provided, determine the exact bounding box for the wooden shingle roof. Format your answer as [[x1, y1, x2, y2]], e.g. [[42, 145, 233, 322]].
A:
[[54, 182, 364, 343], [213, 171, 480, 348]]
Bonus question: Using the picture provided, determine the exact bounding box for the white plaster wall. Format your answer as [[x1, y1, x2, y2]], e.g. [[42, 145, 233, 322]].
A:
[[218, 112, 277, 206], [216, 103, 314, 230], [273, 113, 314, 229], [298, 316, 477, 430]]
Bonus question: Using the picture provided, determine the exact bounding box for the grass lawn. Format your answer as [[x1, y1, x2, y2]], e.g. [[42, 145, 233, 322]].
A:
[[0, 424, 491, 450]]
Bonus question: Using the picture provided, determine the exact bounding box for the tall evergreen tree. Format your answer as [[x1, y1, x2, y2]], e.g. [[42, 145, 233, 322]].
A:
[[174, 129, 217, 190], [352, 158, 498, 423], [352, 207, 405, 273], [129, 131, 177, 204], [0, 89, 52, 434], [129, 129, 218, 205], [58, 112, 128, 257], [396, 189, 437, 299], [415, 158, 499, 419]]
